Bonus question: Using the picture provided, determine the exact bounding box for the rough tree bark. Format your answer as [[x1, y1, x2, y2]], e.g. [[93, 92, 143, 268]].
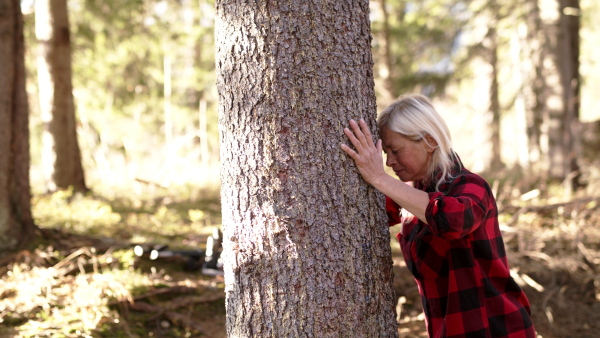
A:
[[0, 0, 37, 253], [215, 1, 398, 336], [36, 0, 87, 192]]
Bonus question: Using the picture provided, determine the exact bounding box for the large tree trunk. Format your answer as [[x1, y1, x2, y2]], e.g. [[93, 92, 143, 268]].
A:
[[0, 0, 37, 253], [36, 0, 87, 192], [215, 1, 398, 336]]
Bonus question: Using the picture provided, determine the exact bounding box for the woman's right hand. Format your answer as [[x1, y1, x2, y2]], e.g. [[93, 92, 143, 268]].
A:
[[340, 119, 387, 187]]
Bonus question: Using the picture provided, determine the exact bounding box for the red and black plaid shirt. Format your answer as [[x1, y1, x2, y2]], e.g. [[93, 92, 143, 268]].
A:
[[387, 159, 535, 338]]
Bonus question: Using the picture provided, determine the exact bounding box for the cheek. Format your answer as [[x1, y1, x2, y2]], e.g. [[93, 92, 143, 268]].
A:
[[394, 155, 405, 165], [401, 154, 422, 171]]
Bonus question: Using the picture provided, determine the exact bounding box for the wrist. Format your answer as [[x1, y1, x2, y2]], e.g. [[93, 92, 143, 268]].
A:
[[369, 173, 390, 190]]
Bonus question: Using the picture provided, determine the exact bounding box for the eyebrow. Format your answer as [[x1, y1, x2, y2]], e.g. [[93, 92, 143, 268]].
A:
[[383, 143, 402, 150]]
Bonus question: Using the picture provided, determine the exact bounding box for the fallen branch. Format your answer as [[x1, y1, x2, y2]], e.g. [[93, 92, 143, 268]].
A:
[[133, 286, 198, 300], [501, 196, 599, 215], [167, 293, 225, 310], [129, 301, 205, 333], [502, 196, 600, 227], [109, 285, 198, 307], [577, 242, 597, 272]]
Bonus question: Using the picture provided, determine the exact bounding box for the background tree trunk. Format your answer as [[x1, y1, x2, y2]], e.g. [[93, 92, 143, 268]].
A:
[[0, 0, 37, 253], [523, 0, 550, 177], [36, 0, 87, 192], [522, 0, 565, 183], [487, 25, 503, 171], [376, 0, 395, 105], [557, 0, 582, 192], [215, 1, 398, 336]]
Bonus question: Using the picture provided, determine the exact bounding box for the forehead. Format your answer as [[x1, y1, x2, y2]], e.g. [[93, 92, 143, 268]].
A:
[[379, 127, 413, 147]]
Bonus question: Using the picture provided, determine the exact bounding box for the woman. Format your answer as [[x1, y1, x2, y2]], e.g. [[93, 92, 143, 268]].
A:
[[341, 94, 535, 337]]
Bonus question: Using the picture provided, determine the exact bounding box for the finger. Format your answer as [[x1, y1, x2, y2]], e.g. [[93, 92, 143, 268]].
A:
[[340, 143, 358, 160], [349, 119, 368, 148], [343, 127, 364, 152], [376, 139, 382, 153], [359, 119, 375, 147]]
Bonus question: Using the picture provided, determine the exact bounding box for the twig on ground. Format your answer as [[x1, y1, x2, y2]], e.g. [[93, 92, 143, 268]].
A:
[[502, 196, 599, 216], [129, 301, 206, 333], [109, 285, 198, 307], [167, 293, 225, 310]]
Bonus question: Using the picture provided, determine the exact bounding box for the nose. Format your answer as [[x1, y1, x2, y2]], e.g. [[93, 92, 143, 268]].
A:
[[385, 154, 394, 167]]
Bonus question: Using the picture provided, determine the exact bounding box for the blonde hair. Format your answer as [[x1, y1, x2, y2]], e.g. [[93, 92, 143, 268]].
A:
[[377, 94, 459, 191]]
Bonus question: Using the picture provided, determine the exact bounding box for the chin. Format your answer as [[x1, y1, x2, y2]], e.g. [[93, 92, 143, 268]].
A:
[[396, 175, 411, 182]]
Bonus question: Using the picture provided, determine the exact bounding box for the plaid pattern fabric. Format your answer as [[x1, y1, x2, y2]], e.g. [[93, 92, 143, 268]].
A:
[[387, 159, 535, 338]]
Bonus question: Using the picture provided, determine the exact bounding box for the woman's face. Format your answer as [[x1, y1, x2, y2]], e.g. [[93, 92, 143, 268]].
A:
[[379, 126, 436, 182]]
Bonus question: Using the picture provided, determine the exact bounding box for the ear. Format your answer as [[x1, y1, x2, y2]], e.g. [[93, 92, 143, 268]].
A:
[[423, 134, 438, 153]]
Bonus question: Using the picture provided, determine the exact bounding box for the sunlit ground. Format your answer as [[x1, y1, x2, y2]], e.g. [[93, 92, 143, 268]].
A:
[[1, 164, 226, 337], [1, 162, 600, 337]]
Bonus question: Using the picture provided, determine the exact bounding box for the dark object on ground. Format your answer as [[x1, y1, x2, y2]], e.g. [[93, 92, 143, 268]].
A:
[[133, 228, 223, 275]]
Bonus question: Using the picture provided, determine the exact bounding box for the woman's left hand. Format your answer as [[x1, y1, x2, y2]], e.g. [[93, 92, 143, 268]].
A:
[[340, 119, 386, 186]]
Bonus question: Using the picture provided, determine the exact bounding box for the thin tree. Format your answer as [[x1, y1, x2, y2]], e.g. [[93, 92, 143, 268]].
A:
[[215, 0, 398, 336], [0, 0, 37, 253], [36, 0, 87, 192], [375, 0, 397, 105], [557, 0, 582, 192], [487, 23, 503, 171], [521, 0, 582, 190], [522, 0, 550, 177]]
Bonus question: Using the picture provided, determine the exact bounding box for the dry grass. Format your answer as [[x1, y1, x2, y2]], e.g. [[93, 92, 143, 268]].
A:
[[0, 185, 226, 338]]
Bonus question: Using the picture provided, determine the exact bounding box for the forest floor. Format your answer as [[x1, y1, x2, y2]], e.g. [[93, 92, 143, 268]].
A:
[[1, 182, 599, 338]]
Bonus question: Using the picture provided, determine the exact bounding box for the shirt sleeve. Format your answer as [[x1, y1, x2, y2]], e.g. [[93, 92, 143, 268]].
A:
[[424, 174, 492, 240], [386, 196, 402, 226]]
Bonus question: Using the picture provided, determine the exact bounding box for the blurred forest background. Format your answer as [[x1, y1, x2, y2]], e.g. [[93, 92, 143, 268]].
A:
[[1, 0, 600, 337]]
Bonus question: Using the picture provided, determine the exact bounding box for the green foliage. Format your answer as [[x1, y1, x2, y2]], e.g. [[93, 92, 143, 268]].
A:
[[371, 0, 468, 96], [32, 185, 221, 246], [32, 188, 121, 237], [19, 0, 600, 187], [24, 0, 220, 191]]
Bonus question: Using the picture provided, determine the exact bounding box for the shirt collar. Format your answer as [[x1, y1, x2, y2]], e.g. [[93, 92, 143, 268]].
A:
[[415, 152, 464, 192]]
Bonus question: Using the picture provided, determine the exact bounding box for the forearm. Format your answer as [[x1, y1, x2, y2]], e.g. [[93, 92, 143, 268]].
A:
[[371, 174, 431, 224]]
